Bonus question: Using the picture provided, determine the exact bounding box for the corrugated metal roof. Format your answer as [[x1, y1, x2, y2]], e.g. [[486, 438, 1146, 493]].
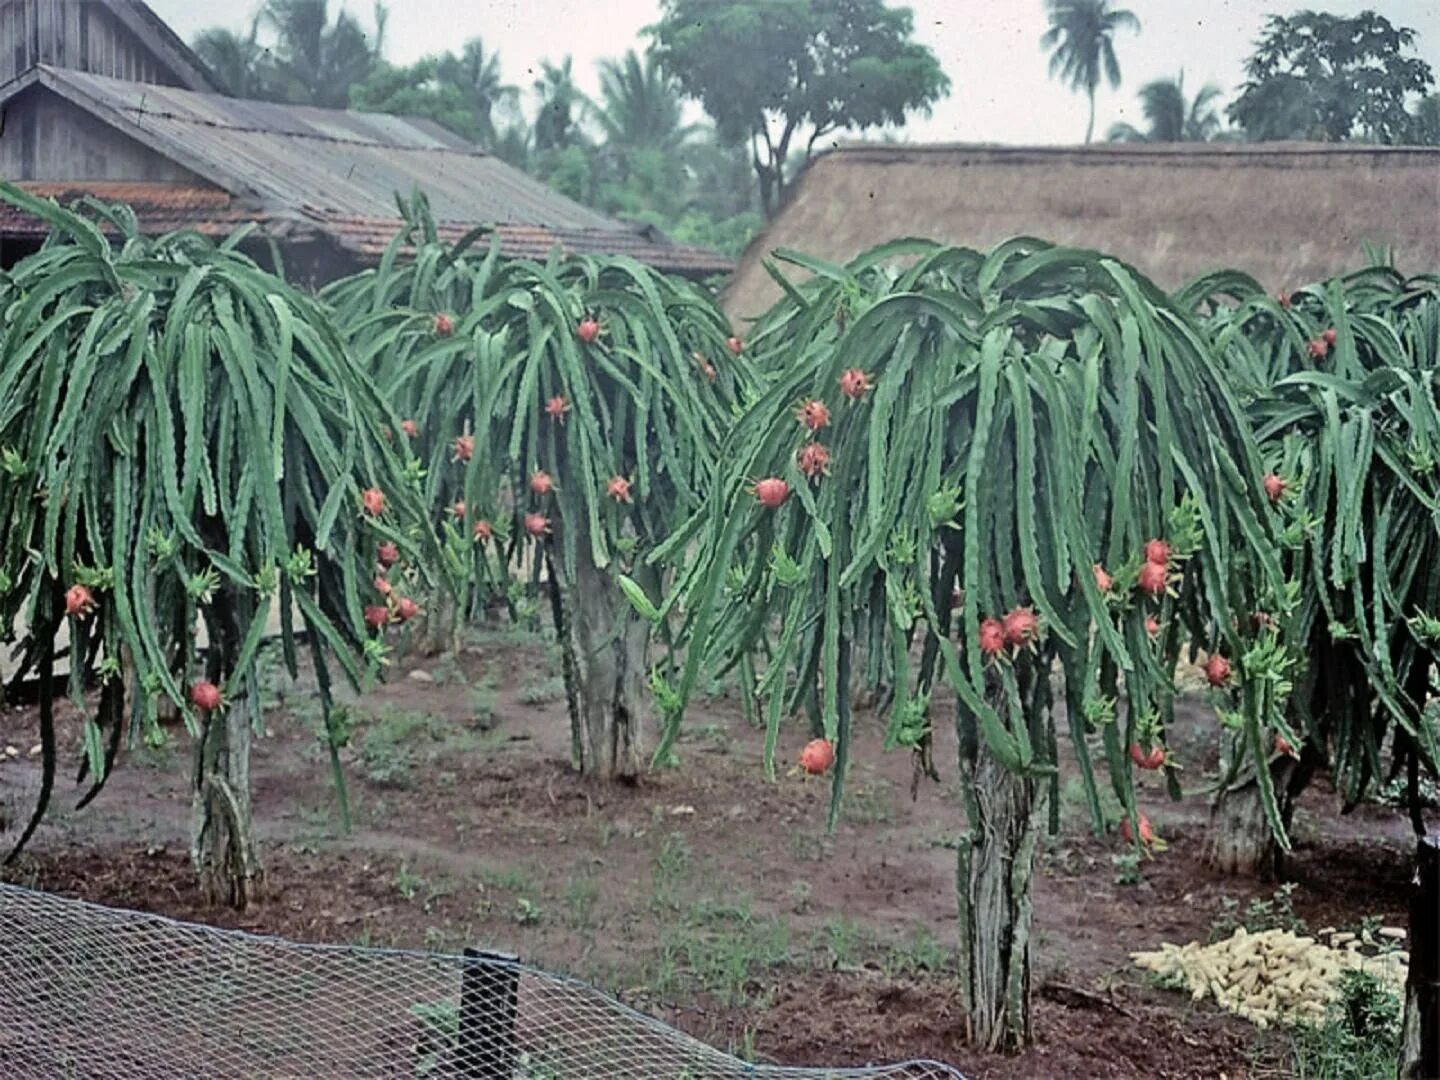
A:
[[39, 65, 624, 229], [2, 66, 732, 276], [3, 182, 735, 276]]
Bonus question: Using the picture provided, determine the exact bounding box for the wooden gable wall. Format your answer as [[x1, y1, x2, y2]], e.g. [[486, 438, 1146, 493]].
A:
[[0, 85, 204, 182], [1, 0, 196, 87]]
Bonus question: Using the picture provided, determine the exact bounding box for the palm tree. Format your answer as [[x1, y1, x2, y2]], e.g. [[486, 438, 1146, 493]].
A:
[[595, 51, 692, 152], [533, 57, 588, 152], [193, 18, 268, 98], [1108, 72, 1224, 142], [260, 0, 385, 108], [492, 118, 532, 169], [592, 50, 696, 219], [683, 130, 758, 220], [1041, 0, 1141, 143], [434, 39, 517, 149]]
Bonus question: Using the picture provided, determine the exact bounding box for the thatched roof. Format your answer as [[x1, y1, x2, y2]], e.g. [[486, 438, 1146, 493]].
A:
[[723, 142, 1440, 322]]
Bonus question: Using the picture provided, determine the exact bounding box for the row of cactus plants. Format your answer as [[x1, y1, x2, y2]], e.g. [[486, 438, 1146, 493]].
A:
[[2, 183, 1435, 1056]]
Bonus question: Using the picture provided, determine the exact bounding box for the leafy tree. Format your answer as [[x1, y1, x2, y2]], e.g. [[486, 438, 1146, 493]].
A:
[[528, 58, 596, 203], [595, 50, 693, 153], [350, 58, 488, 143], [259, 0, 385, 108], [684, 133, 760, 222], [535, 146, 598, 205], [647, 0, 949, 216], [596, 149, 683, 223], [1041, 0, 1141, 144], [1408, 94, 1440, 146], [1108, 72, 1225, 142], [664, 208, 765, 259], [667, 131, 765, 256], [602, 128, 763, 257], [190, 8, 762, 257], [491, 114, 533, 169], [350, 38, 518, 150], [1228, 11, 1435, 144]]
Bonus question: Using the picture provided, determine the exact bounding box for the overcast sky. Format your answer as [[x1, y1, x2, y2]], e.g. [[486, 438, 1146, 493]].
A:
[[150, 1, 1440, 145]]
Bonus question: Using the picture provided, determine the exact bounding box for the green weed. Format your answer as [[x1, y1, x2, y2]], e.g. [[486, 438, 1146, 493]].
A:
[[465, 625, 550, 651], [818, 917, 866, 967], [480, 864, 536, 895], [563, 876, 599, 930], [427, 655, 466, 687], [513, 897, 543, 925], [1209, 883, 1305, 942], [358, 709, 445, 787], [690, 895, 755, 925], [787, 880, 812, 914], [410, 1000, 458, 1077], [884, 925, 951, 976], [1112, 852, 1142, 886], [517, 675, 566, 705], [1289, 970, 1402, 1079], [840, 778, 893, 825], [654, 909, 790, 1007], [1059, 774, 1123, 829], [394, 864, 426, 902], [653, 832, 693, 910], [788, 832, 832, 862], [468, 672, 499, 730]]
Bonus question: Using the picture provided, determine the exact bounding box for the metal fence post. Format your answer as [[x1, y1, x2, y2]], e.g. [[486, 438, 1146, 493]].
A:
[[457, 948, 519, 1078], [1401, 836, 1439, 1079]]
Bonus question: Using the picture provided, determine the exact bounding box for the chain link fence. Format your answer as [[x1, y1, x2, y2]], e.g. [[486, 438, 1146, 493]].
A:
[[0, 882, 966, 1078]]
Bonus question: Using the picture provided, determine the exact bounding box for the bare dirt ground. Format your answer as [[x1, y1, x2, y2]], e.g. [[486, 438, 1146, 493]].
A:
[[0, 625, 1422, 1079]]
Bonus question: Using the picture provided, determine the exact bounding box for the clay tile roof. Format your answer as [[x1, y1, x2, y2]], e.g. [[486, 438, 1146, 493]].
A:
[[0, 182, 252, 237]]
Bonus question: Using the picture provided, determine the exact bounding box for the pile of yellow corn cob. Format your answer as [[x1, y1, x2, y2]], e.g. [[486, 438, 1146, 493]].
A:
[[1131, 924, 1408, 1028]]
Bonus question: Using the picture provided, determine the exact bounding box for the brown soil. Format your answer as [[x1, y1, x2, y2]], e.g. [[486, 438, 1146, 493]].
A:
[[0, 630, 1424, 1079]]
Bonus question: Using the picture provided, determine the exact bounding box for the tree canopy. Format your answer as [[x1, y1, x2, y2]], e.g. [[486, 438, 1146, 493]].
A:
[[1412, 94, 1440, 146], [350, 39, 518, 149], [192, 18, 268, 100], [1228, 11, 1435, 144], [646, 0, 949, 216]]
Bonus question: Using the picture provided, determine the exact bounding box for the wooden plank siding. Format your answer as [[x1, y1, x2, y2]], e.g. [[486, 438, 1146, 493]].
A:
[[0, 85, 204, 181], [1, 1, 174, 87]]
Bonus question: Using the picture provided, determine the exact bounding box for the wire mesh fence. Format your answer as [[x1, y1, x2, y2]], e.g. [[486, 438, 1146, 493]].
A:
[[0, 881, 967, 1079]]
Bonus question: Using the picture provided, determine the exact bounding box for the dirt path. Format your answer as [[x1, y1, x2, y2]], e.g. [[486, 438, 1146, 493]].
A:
[[0, 632, 1423, 1078]]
